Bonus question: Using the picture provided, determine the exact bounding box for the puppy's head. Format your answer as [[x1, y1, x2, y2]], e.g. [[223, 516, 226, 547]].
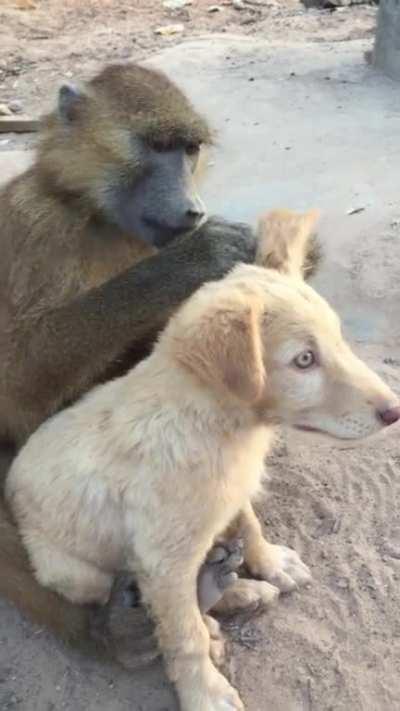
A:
[[163, 209, 399, 440]]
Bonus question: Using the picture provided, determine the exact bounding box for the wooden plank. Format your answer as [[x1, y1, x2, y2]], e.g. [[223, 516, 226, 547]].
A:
[[0, 117, 40, 133]]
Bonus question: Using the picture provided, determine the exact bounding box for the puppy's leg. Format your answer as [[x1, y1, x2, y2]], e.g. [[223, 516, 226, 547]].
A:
[[139, 561, 244, 711], [236, 502, 311, 593], [26, 534, 113, 605], [203, 614, 226, 667]]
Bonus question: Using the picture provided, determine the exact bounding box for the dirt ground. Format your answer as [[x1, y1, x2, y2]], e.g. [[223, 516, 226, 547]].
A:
[[0, 0, 377, 147], [2, 3, 400, 711]]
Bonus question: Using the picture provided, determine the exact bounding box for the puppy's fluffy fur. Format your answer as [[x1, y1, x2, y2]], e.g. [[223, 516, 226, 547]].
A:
[[7, 210, 399, 711]]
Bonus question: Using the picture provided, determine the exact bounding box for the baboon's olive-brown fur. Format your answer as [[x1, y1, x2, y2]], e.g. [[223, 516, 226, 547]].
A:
[[0, 62, 259, 662], [0, 62, 321, 664]]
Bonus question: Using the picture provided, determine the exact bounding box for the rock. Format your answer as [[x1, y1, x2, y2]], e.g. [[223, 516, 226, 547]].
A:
[[232, 0, 245, 9], [0, 117, 40, 133], [163, 0, 190, 8], [208, 5, 223, 11], [301, 0, 378, 7], [7, 100, 23, 114], [382, 540, 400, 559], [374, 0, 400, 80], [0, 104, 13, 117], [154, 23, 185, 35], [347, 206, 366, 215]]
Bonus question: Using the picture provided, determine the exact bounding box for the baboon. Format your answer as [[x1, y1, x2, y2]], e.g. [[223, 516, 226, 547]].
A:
[[0, 63, 320, 665], [0, 62, 259, 663]]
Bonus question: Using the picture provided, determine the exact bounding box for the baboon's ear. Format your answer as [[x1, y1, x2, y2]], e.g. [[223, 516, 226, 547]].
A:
[[174, 293, 266, 404], [58, 84, 87, 124], [256, 208, 320, 280]]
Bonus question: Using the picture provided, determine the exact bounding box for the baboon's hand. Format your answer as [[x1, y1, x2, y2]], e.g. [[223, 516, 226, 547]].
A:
[[197, 215, 257, 265], [174, 216, 257, 280], [198, 538, 244, 613]]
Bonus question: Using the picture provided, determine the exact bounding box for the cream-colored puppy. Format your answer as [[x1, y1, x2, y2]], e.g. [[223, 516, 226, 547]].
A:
[[7, 210, 399, 711]]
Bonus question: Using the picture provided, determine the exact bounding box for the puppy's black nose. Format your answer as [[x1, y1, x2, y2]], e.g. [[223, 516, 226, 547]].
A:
[[378, 406, 400, 426]]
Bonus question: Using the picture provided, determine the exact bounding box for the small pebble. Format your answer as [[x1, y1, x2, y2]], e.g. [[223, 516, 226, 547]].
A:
[[154, 23, 184, 34], [163, 0, 190, 7], [0, 103, 12, 116], [8, 100, 23, 113], [347, 206, 365, 215]]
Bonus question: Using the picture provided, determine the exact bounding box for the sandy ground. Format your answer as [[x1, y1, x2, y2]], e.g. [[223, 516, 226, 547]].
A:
[[1, 3, 400, 711], [0, 0, 377, 149]]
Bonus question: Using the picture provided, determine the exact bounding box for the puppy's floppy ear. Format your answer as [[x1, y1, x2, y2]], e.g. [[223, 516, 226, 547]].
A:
[[174, 290, 266, 404], [256, 208, 321, 280]]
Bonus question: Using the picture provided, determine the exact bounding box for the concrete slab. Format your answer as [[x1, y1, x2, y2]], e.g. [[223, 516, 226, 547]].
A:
[[1, 37, 400, 711], [374, 0, 400, 80]]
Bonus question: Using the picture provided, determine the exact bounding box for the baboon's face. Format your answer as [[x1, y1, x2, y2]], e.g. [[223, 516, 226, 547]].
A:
[[45, 67, 211, 249], [107, 140, 206, 248]]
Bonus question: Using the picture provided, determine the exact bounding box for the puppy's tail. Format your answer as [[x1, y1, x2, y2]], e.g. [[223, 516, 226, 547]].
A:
[[0, 500, 105, 651], [0, 452, 160, 668], [256, 208, 321, 280]]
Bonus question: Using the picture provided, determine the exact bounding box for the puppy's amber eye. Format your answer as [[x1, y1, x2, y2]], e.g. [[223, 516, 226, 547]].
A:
[[293, 350, 315, 369]]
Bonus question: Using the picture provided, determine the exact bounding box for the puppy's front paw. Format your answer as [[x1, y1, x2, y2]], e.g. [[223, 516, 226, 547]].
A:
[[248, 543, 311, 593], [180, 665, 244, 711], [207, 671, 244, 711], [209, 671, 244, 711]]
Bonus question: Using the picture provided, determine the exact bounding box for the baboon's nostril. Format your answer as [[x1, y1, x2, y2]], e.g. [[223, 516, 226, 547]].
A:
[[378, 406, 400, 426]]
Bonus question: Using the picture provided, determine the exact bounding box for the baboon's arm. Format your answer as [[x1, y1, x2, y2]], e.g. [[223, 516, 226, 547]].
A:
[[13, 218, 256, 429]]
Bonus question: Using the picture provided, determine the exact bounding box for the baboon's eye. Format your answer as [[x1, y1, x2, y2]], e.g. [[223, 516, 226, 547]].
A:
[[185, 142, 200, 156], [152, 140, 169, 153], [293, 350, 315, 370]]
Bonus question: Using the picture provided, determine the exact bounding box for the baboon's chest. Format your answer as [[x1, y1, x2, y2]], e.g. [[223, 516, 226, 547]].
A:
[[80, 228, 156, 291]]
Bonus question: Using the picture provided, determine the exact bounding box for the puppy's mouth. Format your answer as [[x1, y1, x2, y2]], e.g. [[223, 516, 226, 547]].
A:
[[293, 424, 324, 434], [292, 423, 384, 445], [292, 424, 336, 440]]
